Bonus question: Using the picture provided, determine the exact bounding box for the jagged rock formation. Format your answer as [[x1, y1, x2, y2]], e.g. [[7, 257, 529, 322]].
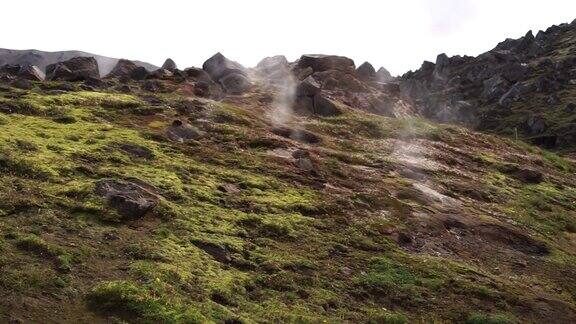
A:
[[161, 58, 177, 71], [400, 19, 576, 149]]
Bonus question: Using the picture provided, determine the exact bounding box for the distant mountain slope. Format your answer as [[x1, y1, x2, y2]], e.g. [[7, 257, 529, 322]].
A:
[[0, 48, 158, 76]]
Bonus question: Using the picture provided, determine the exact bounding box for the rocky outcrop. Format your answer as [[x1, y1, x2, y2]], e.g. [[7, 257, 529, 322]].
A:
[[46, 57, 99, 81], [399, 20, 576, 149]]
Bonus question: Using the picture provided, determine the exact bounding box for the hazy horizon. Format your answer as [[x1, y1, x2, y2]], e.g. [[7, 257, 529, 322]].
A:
[[1, 0, 575, 75]]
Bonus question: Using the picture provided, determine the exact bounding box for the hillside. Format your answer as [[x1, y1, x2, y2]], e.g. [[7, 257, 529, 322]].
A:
[[0, 48, 158, 76], [0, 52, 576, 323]]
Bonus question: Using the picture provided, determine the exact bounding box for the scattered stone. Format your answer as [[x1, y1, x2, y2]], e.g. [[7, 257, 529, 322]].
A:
[[514, 168, 544, 184], [46, 57, 100, 81], [271, 126, 321, 144], [192, 240, 232, 264], [166, 120, 203, 142], [119, 143, 154, 159], [94, 179, 159, 219], [217, 183, 240, 194]]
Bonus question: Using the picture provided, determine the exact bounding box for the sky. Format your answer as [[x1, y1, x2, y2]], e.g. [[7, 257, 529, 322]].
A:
[[1, 0, 575, 75]]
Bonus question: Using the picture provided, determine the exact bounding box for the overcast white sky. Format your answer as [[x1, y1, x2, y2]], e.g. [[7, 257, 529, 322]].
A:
[[1, 1, 575, 75]]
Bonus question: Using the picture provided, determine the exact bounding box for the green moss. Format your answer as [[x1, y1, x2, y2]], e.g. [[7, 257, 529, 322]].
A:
[[466, 313, 515, 324], [88, 281, 205, 323]]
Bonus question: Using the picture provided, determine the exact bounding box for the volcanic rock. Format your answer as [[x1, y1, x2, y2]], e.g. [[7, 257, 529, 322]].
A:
[[296, 54, 355, 73], [166, 120, 203, 142], [376, 67, 393, 83], [161, 58, 177, 71], [356, 62, 376, 81], [94, 179, 159, 219], [46, 57, 99, 81]]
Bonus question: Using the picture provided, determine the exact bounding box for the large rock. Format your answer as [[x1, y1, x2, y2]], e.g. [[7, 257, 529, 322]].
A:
[[255, 55, 293, 85], [46, 57, 99, 81], [202, 53, 251, 94], [0, 64, 44, 81], [219, 73, 251, 94], [108, 59, 149, 80], [296, 54, 355, 73], [161, 58, 177, 71], [293, 77, 341, 117], [18, 65, 45, 81], [94, 179, 159, 220], [202, 52, 247, 81], [356, 62, 376, 81]]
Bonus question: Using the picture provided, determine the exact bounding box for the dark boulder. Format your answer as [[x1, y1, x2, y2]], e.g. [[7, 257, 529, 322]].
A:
[[524, 115, 547, 135], [219, 73, 251, 95], [46, 57, 99, 81], [514, 168, 544, 184], [312, 95, 341, 116], [293, 77, 341, 116], [202, 53, 251, 94], [481, 75, 509, 102], [94, 179, 159, 220], [184, 67, 212, 81], [11, 78, 33, 90], [498, 82, 534, 108], [166, 120, 203, 142], [296, 54, 355, 73], [565, 103, 576, 113], [271, 126, 322, 144], [108, 59, 149, 80], [119, 143, 154, 159], [18, 65, 45, 81], [295, 76, 321, 96], [356, 62, 376, 81], [161, 58, 177, 71], [202, 52, 247, 81]]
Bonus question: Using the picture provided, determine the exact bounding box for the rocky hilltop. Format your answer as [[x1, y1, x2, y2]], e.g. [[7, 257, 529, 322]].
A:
[[0, 20, 575, 324], [0, 48, 158, 76], [400, 19, 576, 150]]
